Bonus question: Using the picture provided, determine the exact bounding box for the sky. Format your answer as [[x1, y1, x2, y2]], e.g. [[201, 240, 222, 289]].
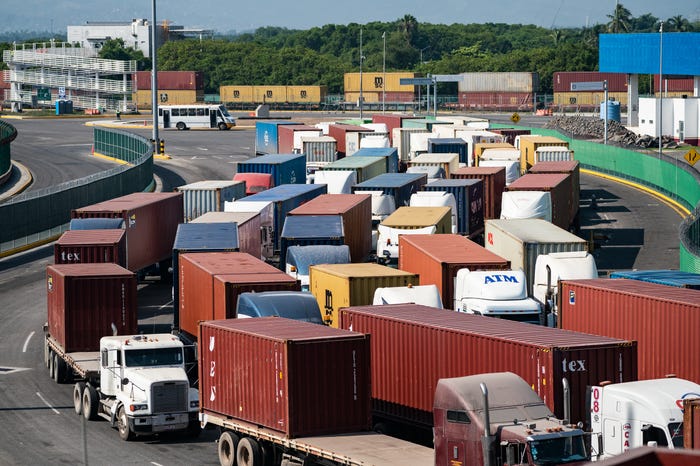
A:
[[2, 0, 699, 34]]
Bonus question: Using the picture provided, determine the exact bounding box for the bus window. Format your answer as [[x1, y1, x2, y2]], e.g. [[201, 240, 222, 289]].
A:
[[172, 108, 180, 116], [188, 108, 196, 116], [196, 108, 205, 116]]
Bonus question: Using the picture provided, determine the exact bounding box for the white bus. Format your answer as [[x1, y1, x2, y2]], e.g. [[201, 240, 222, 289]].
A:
[[158, 104, 236, 130]]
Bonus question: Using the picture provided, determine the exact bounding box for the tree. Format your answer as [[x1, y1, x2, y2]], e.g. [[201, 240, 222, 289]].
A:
[[98, 38, 151, 70], [606, 3, 632, 33], [397, 14, 418, 45], [667, 15, 693, 32], [550, 29, 565, 46]]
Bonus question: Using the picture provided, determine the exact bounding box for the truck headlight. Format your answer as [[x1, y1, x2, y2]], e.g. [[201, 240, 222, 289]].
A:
[[190, 400, 199, 409], [130, 404, 148, 412]]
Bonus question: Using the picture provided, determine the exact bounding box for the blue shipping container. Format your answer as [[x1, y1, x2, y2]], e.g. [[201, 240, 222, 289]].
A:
[[237, 291, 324, 324], [236, 153, 306, 186], [428, 138, 469, 165], [609, 270, 700, 290], [423, 178, 485, 237], [254, 121, 300, 155], [352, 173, 428, 210], [353, 147, 400, 173], [171, 222, 240, 327], [280, 215, 345, 269], [237, 184, 328, 251]]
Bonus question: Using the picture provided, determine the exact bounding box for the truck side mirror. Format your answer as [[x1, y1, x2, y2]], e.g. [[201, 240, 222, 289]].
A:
[[121, 378, 129, 385]]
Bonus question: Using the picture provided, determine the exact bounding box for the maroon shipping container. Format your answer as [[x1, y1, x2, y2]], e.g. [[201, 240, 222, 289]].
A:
[[451, 166, 507, 219], [71, 192, 183, 272], [177, 252, 298, 337], [371, 114, 420, 145], [47, 263, 138, 352], [488, 128, 532, 146], [277, 124, 319, 154], [133, 71, 204, 90], [54, 229, 127, 267], [506, 173, 572, 230], [398, 234, 510, 308], [528, 161, 580, 229], [328, 124, 372, 155], [338, 304, 637, 427], [684, 398, 700, 450], [199, 317, 371, 437], [653, 76, 695, 93], [558, 278, 700, 383], [288, 194, 372, 262], [553, 72, 628, 93]]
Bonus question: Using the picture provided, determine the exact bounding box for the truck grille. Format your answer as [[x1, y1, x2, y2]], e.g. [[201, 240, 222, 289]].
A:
[[151, 381, 188, 414]]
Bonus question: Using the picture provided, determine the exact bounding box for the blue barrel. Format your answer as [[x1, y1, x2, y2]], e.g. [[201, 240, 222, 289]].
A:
[[600, 101, 621, 122]]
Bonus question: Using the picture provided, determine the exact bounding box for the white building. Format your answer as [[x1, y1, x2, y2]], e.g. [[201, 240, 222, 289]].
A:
[[639, 97, 700, 146]]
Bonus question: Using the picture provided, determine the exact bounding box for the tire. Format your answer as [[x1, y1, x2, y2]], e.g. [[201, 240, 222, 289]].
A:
[[117, 405, 135, 441], [218, 122, 228, 131], [73, 382, 86, 415], [82, 384, 99, 421], [176, 122, 186, 131], [44, 340, 50, 368], [236, 437, 262, 466], [48, 350, 55, 380], [218, 431, 240, 466], [54, 356, 70, 384], [51, 353, 61, 383], [185, 420, 202, 439]]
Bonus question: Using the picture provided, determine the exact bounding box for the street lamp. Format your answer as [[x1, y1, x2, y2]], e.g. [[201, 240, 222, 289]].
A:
[[359, 27, 365, 120], [382, 31, 386, 113], [420, 46, 430, 64], [658, 21, 663, 157], [151, 0, 159, 153]]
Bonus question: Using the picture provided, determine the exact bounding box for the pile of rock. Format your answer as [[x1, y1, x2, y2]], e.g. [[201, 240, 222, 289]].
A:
[[545, 115, 679, 149]]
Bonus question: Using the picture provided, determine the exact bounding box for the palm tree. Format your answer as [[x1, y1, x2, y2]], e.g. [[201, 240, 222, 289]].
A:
[[550, 29, 565, 45], [606, 2, 632, 33], [398, 14, 418, 45], [667, 15, 693, 32]]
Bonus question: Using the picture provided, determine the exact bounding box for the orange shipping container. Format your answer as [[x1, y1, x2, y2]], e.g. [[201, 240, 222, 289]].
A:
[[253, 86, 288, 103], [220, 85, 254, 103], [286, 85, 327, 103], [344, 72, 417, 93], [133, 89, 202, 108]]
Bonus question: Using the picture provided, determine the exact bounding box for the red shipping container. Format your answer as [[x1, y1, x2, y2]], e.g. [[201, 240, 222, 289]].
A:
[[328, 124, 372, 155], [451, 166, 507, 219], [54, 229, 127, 267], [488, 128, 531, 145], [177, 252, 299, 337], [398, 234, 510, 308], [528, 161, 580, 229], [288, 194, 372, 262], [458, 92, 533, 110], [338, 304, 637, 427], [653, 75, 695, 93], [133, 71, 204, 90], [371, 114, 420, 145], [199, 317, 371, 437], [506, 173, 572, 230], [47, 263, 138, 352], [277, 124, 319, 154], [553, 72, 628, 93], [71, 192, 183, 272], [684, 398, 700, 449], [558, 279, 700, 383]]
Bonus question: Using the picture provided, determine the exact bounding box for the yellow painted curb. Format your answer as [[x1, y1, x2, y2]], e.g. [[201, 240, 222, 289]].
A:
[[92, 151, 130, 165], [581, 168, 691, 218]]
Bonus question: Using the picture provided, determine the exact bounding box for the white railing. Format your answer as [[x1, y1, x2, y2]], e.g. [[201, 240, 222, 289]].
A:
[[9, 70, 133, 94], [4, 50, 137, 73]]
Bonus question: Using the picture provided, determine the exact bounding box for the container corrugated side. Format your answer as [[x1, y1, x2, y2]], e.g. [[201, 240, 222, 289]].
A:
[[528, 161, 580, 230], [398, 234, 510, 308], [199, 318, 371, 438], [328, 124, 372, 155], [288, 194, 372, 263], [212, 273, 301, 322], [220, 85, 254, 103], [352, 173, 428, 209], [47, 263, 138, 352], [320, 156, 387, 183], [177, 252, 285, 336], [302, 137, 338, 164], [176, 180, 247, 222], [71, 192, 183, 272], [392, 128, 429, 162], [457, 72, 538, 92], [338, 304, 637, 426], [353, 147, 399, 174], [381, 206, 452, 234], [559, 278, 700, 382], [484, 219, 589, 295], [518, 136, 569, 173], [408, 153, 460, 179], [280, 215, 345, 269], [309, 263, 419, 327], [506, 173, 572, 230], [684, 398, 700, 449], [451, 167, 507, 219], [190, 211, 262, 260], [253, 86, 288, 104], [423, 179, 484, 237], [286, 85, 328, 104], [236, 154, 306, 186], [487, 129, 531, 146], [372, 114, 421, 145], [254, 121, 299, 155], [134, 71, 203, 90], [54, 229, 127, 267], [344, 72, 416, 93], [608, 270, 700, 290], [428, 138, 469, 165], [277, 124, 319, 154], [553, 72, 628, 93]]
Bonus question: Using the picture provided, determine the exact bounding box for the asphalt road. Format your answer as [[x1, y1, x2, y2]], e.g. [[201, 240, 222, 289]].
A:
[[0, 114, 685, 465]]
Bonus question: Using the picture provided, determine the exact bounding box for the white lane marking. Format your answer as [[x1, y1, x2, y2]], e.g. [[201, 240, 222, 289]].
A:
[[151, 462, 164, 466], [36, 392, 60, 415], [23, 331, 35, 353]]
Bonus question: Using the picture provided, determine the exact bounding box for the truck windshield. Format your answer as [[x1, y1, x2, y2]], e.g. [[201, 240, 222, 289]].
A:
[[530, 436, 588, 465], [124, 348, 183, 367], [669, 422, 684, 448]]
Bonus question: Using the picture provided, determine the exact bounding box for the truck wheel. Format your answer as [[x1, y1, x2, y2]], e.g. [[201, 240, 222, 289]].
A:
[[117, 406, 135, 441], [218, 431, 239, 466], [54, 356, 70, 384], [51, 353, 62, 383], [176, 122, 186, 130], [218, 122, 228, 131], [236, 437, 262, 466], [44, 340, 50, 368], [185, 420, 201, 438], [73, 382, 86, 415], [82, 384, 99, 421], [48, 350, 55, 380]]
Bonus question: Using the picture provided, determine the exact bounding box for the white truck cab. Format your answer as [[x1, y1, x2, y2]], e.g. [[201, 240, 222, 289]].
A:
[[409, 191, 458, 234], [589, 377, 700, 460], [373, 284, 443, 308], [376, 224, 436, 266], [454, 269, 542, 325]]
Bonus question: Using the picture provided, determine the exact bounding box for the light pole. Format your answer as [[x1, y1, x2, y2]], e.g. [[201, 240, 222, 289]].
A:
[[359, 27, 364, 120], [151, 0, 159, 153], [419, 47, 430, 112], [420, 46, 430, 64], [382, 31, 386, 113], [658, 21, 663, 157]]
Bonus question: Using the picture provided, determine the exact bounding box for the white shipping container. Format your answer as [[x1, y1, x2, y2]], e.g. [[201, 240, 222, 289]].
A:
[[346, 131, 389, 156], [302, 136, 337, 164], [408, 132, 436, 158], [534, 146, 575, 163], [361, 123, 388, 133], [484, 218, 588, 295], [478, 160, 521, 185], [224, 200, 275, 259], [175, 180, 247, 222], [454, 130, 505, 165], [500, 191, 552, 222], [408, 153, 460, 179], [293, 130, 323, 151], [392, 127, 429, 161], [457, 72, 538, 93], [433, 116, 490, 128]]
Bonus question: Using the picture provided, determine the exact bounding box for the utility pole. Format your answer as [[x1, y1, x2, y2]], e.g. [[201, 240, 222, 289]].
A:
[[151, 0, 159, 154], [658, 21, 663, 157], [359, 27, 364, 120], [382, 31, 386, 113]]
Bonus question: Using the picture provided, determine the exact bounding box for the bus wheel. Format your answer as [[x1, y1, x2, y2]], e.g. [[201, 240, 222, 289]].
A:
[[176, 122, 186, 130], [218, 122, 228, 131]]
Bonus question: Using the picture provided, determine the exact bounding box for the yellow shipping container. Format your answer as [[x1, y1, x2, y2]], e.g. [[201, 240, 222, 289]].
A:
[[253, 86, 288, 103], [344, 72, 417, 93], [518, 135, 569, 173], [553, 92, 628, 107], [133, 90, 202, 108], [408, 153, 460, 179], [474, 142, 515, 160], [220, 85, 254, 103], [286, 85, 327, 103], [309, 263, 419, 327], [381, 206, 453, 235], [345, 92, 380, 103]]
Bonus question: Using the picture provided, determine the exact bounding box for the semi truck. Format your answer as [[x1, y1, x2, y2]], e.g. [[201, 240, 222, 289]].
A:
[[198, 317, 589, 466], [589, 377, 700, 460]]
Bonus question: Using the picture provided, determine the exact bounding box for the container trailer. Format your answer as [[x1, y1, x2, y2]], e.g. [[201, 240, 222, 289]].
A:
[[451, 166, 506, 220], [506, 173, 573, 230], [517, 135, 569, 173], [175, 180, 247, 222], [190, 211, 263, 260], [231, 173, 274, 195], [224, 200, 275, 260], [352, 147, 400, 173], [254, 121, 300, 155], [608, 269, 700, 290], [377, 206, 453, 265], [500, 190, 552, 223], [327, 123, 373, 156], [277, 124, 322, 153], [427, 137, 469, 165], [236, 153, 306, 186], [301, 136, 338, 173], [422, 178, 485, 238], [236, 291, 324, 324], [528, 160, 581, 231], [318, 156, 387, 183], [53, 229, 127, 268], [352, 173, 428, 224], [279, 215, 345, 270], [285, 245, 351, 291]]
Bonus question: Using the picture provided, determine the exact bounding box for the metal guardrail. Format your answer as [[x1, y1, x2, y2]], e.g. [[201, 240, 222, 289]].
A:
[[9, 70, 133, 94], [4, 49, 137, 74]]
